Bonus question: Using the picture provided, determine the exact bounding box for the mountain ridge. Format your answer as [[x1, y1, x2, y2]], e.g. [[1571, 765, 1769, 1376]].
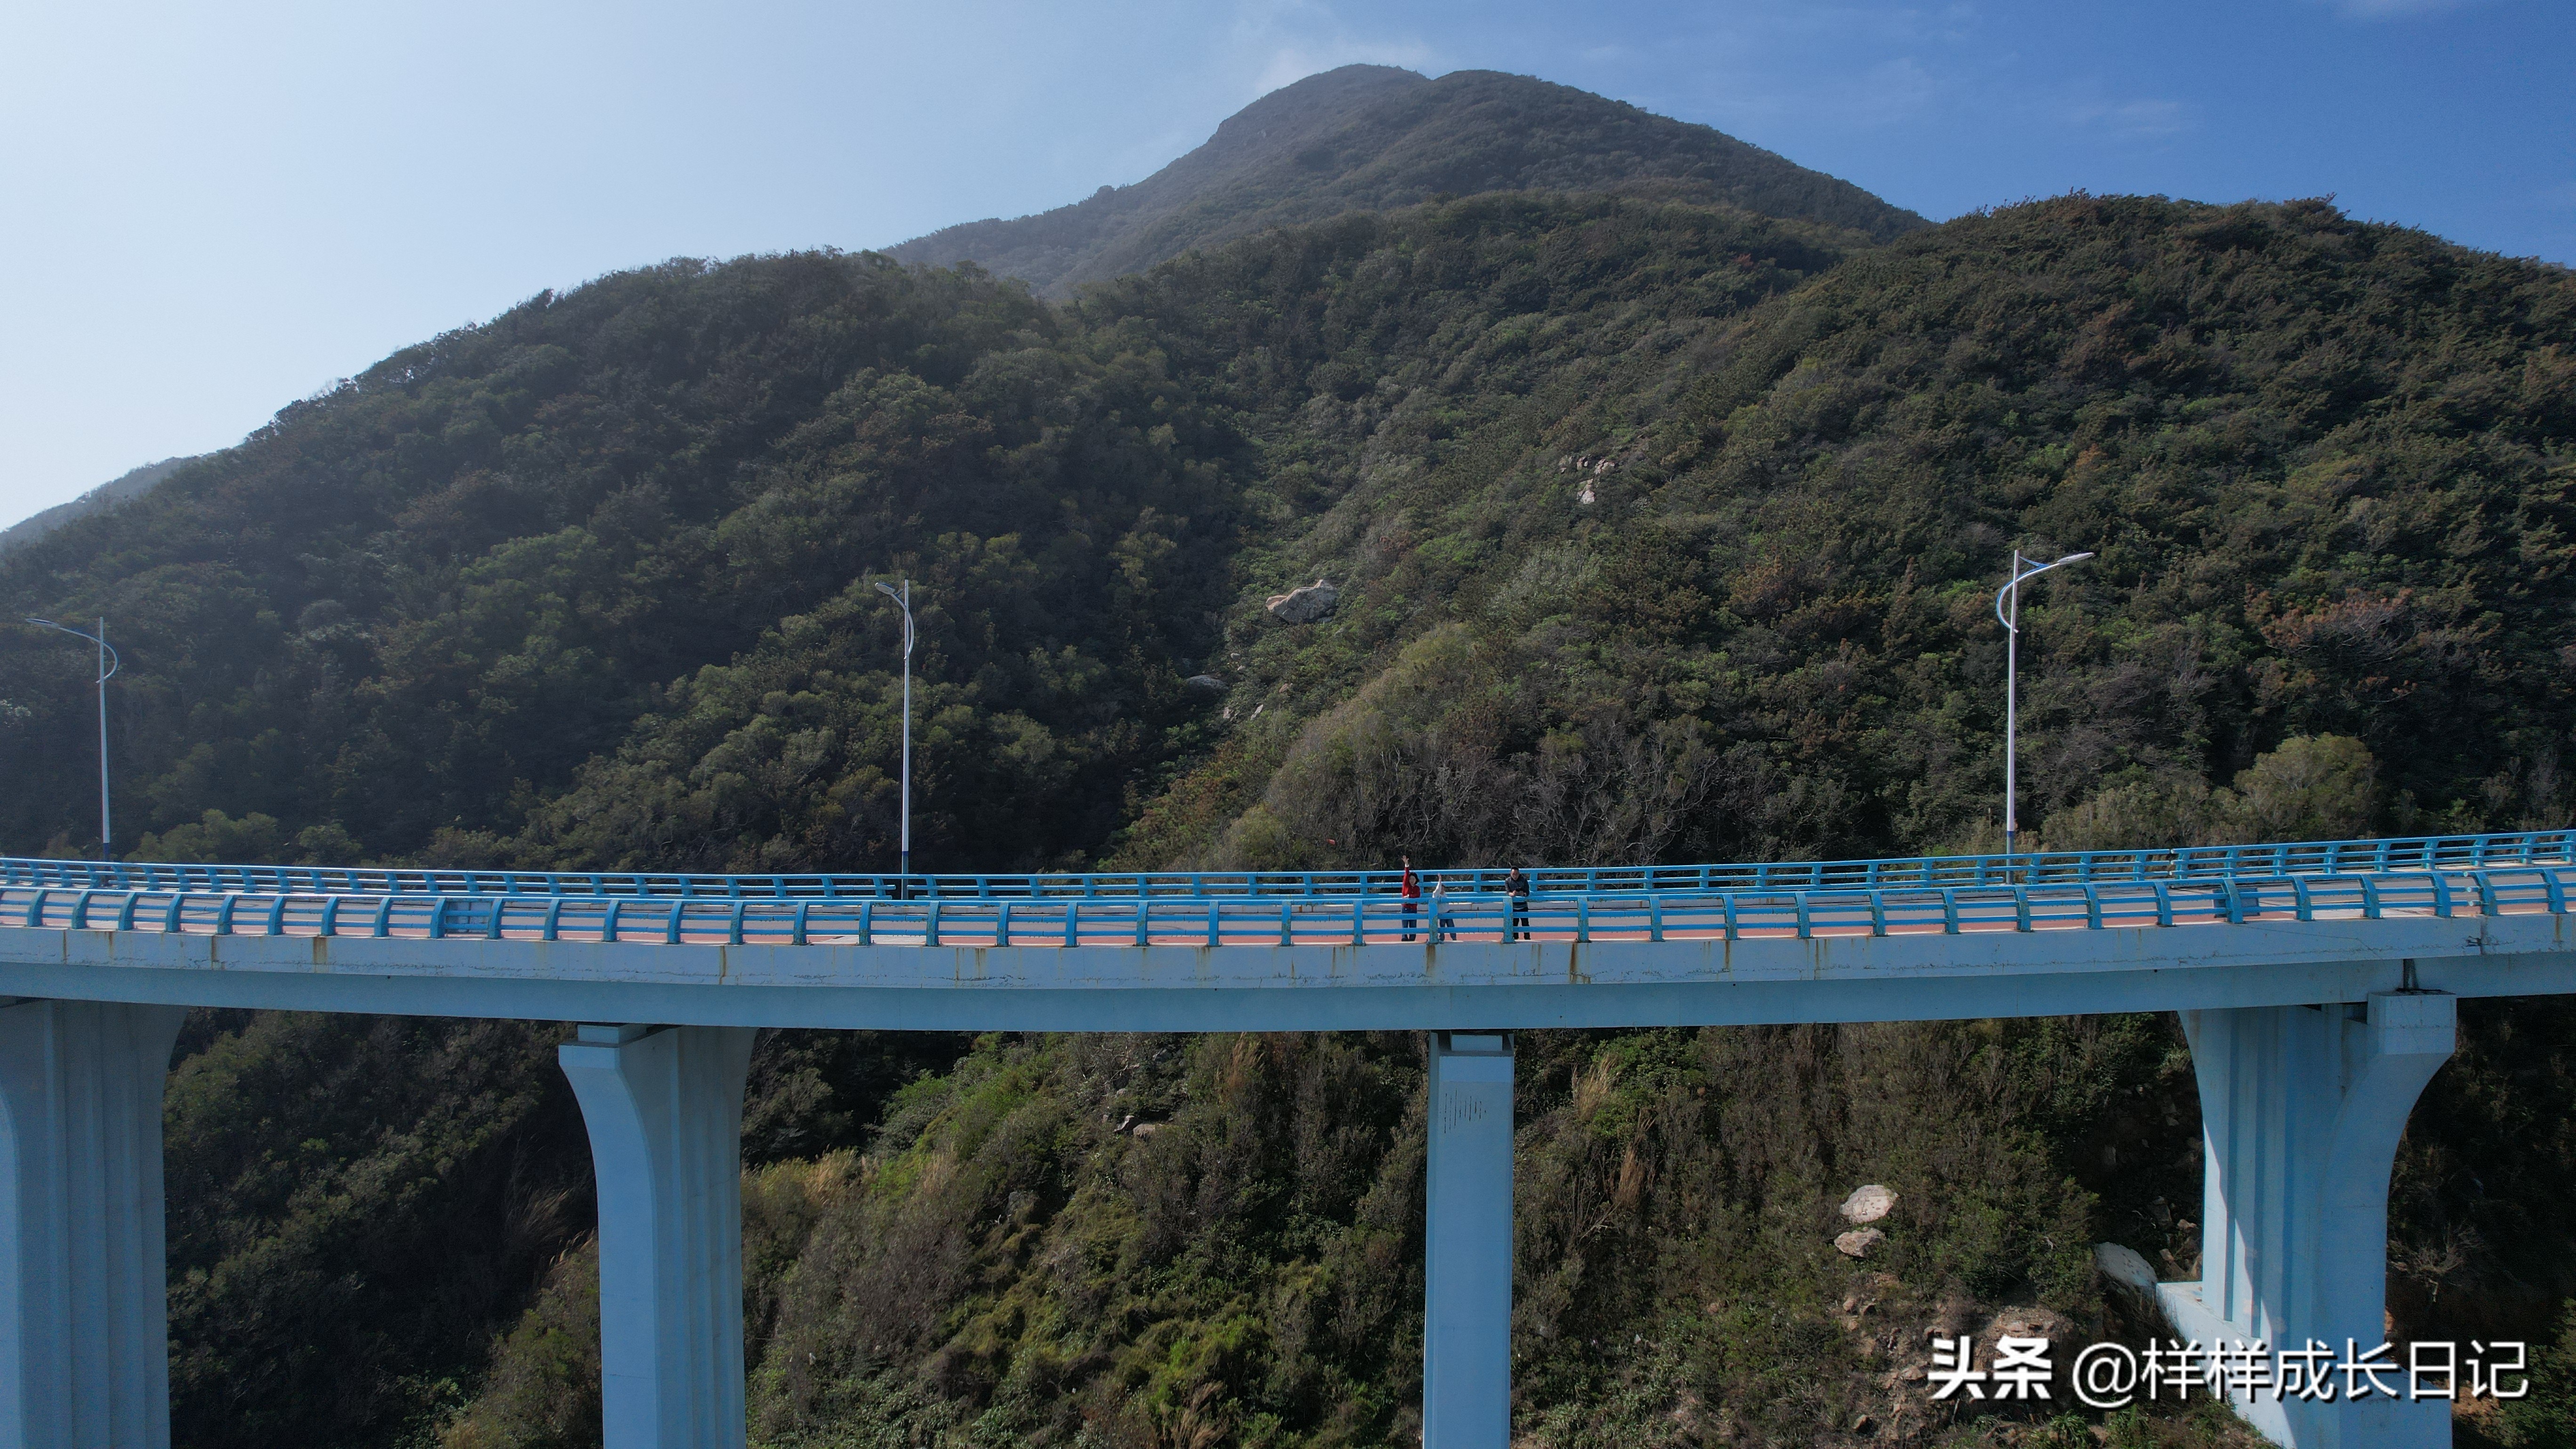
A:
[[888, 65, 1928, 295], [0, 455, 201, 553]]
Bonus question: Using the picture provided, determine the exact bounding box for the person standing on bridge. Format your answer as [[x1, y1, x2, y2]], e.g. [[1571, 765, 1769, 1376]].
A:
[[1505, 865, 1530, 941], [1400, 855, 1421, 942], [1430, 875, 1453, 942]]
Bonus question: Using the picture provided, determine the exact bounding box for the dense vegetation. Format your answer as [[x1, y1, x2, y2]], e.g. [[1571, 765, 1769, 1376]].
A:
[[3, 127, 2572, 1449], [889, 65, 1927, 296]]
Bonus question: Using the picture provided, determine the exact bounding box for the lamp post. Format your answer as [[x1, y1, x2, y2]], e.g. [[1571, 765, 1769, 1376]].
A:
[[1993, 550, 2093, 864], [872, 579, 914, 884], [24, 616, 119, 860]]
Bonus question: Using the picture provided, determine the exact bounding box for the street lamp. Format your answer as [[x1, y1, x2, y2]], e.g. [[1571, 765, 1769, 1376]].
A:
[[872, 579, 914, 883], [1993, 550, 2093, 863], [24, 616, 119, 861]]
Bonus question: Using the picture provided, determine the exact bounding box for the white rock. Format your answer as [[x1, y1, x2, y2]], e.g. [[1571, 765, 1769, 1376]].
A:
[[1184, 673, 1227, 693], [1840, 1184, 1897, 1224], [2095, 1242, 2158, 1296], [1834, 1228, 1886, 1259], [1264, 579, 1339, 624]]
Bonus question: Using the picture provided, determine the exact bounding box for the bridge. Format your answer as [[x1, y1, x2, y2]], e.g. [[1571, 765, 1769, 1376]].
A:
[[2, 830, 2572, 1449]]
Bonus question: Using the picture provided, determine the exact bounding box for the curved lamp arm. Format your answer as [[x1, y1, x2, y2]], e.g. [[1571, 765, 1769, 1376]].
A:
[[1994, 552, 2095, 632], [24, 617, 118, 682], [871, 581, 914, 654]]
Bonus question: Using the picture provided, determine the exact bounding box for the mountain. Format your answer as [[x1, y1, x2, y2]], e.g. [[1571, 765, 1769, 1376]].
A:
[[887, 65, 1928, 295], [5, 75, 2576, 1449], [0, 454, 200, 555]]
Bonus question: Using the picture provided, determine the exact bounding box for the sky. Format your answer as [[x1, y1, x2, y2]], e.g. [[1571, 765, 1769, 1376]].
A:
[[2, 0, 2568, 530]]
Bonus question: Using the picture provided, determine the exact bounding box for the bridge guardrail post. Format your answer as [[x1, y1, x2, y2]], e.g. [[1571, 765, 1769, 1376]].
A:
[[0, 999, 187, 1449], [1425, 1030, 1513, 1449], [559, 1024, 757, 1449]]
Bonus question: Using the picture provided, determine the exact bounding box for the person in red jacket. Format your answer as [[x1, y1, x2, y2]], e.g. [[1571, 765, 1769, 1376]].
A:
[[1400, 854, 1421, 942]]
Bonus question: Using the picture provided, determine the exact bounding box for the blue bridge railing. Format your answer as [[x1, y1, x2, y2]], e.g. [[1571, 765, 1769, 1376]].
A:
[[0, 829, 2569, 903], [5, 861, 2570, 950]]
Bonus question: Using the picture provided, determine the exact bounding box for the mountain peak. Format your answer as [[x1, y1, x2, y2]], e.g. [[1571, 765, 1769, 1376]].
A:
[[888, 67, 1925, 296]]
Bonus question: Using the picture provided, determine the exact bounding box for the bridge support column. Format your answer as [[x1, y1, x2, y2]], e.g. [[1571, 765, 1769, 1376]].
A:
[[1425, 1031, 1513, 1449], [0, 998, 186, 1449], [560, 1024, 757, 1449], [2158, 992, 2454, 1449]]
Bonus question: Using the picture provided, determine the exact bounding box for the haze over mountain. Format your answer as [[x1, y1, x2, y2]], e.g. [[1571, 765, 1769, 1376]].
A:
[[0, 455, 200, 554], [889, 65, 1929, 295]]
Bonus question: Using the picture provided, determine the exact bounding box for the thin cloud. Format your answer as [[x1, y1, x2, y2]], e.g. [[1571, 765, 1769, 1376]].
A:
[[1230, 0, 1440, 98], [2066, 97, 2195, 139], [2319, 0, 2492, 17]]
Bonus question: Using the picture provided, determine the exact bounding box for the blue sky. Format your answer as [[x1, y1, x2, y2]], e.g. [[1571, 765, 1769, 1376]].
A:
[[2, 0, 2567, 528]]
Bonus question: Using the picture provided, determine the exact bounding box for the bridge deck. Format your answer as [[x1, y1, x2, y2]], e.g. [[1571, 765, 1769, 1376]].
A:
[[0, 860, 2569, 1033]]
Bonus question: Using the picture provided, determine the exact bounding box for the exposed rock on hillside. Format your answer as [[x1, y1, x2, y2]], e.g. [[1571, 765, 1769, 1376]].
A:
[[1264, 579, 1340, 624]]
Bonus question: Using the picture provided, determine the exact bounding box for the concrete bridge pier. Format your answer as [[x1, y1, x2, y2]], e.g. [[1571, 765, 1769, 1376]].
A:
[[0, 998, 185, 1449], [1424, 1030, 1515, 1449], [2158, 992, 2456, 1449], [560, 1024, 757, 1449]]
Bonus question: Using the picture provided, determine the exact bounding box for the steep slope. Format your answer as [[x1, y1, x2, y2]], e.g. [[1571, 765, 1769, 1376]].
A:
[[0, 255, 1254, 868], [887, 65, 1927, 295], [1079, 194, 2576, 870], [0, 454, 201, 554], [4, 194, 2573, 1448]]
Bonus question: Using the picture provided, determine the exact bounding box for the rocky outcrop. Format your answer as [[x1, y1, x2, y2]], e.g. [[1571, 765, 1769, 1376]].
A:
[[1264, 579, 1339, 624]]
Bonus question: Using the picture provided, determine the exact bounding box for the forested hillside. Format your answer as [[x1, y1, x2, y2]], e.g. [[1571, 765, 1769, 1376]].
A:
[[4, 161, 2573, 1448]]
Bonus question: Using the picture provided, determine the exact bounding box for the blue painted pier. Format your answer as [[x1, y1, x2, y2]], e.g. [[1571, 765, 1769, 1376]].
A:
[[2, 829, 2572, 1449]]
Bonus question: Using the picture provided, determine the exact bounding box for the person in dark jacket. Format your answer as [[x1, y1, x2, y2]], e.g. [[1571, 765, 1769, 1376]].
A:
[[1400, 854, 1421, 942], [1505, 865, 1530, 941]]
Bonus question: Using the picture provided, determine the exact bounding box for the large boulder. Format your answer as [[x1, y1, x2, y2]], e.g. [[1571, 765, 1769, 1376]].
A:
[[1834, 1228, 1886, 1259], [1264, 579, 1339, 623], [1839, 1184, 1897, 1224]]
